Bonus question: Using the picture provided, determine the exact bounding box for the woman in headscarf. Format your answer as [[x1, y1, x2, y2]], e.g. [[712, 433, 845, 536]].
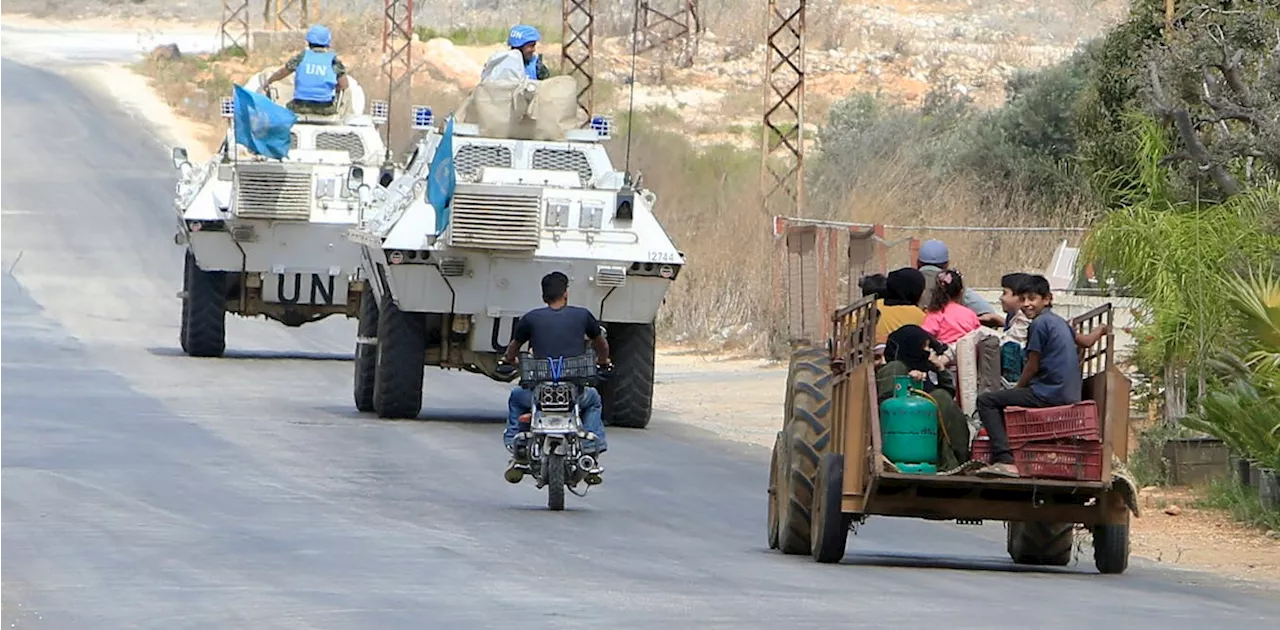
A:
[[876, 324, 971, 469], [875, 267, 928, 349]]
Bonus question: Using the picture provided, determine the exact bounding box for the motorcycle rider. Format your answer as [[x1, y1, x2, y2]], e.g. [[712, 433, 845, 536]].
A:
[[498, 272, 611, 473], [260, 24, 349, 115]]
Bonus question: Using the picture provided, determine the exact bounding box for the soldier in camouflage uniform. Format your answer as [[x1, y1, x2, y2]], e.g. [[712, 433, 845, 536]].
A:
[[261, 24, 349, 116]]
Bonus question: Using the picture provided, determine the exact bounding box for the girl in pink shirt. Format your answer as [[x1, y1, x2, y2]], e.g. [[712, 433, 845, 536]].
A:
[[923, 268, 981, 344]]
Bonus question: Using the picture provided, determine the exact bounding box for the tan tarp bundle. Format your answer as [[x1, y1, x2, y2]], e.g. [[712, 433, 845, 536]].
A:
[[455, 75, 581, 141]]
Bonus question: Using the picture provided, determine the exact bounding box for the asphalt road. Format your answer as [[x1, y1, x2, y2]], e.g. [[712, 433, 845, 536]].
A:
[[2, 55, 1278, 629]]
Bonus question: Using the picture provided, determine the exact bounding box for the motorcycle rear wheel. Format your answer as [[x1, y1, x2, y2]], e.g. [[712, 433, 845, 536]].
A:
[[547, 454, 566, 511]]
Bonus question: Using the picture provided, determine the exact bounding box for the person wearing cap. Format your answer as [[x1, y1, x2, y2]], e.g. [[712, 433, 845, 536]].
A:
[[261, 24, 349, 115], [915, 239, 1004, 327]]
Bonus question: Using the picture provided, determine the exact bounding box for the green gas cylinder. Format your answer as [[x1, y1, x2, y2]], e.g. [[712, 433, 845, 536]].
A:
[[879, 375, 939, 474]]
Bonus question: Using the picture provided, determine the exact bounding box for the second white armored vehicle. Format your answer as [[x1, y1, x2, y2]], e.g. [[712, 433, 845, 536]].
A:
[[347, 76, 684, 429], [171, 69, 393, 357]]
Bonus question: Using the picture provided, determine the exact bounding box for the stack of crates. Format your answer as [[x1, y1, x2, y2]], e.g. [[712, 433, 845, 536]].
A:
[[970, 400, 1103, 481]]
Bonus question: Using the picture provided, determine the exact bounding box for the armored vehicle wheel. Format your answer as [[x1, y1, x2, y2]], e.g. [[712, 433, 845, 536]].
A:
[[372, 295, 425, 419], [811, 453, 850, 563], [778, 345, 834, 555], [1092, 520, 1130, 574], [352, 282, 378, 412], [767, 431, 783, 550], [600, 322, 656, 429], [1006, 521, 1074, 566], [180, 251, 226, 358]]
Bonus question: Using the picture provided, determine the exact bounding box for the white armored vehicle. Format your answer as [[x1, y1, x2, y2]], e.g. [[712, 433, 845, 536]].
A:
[[347, 75, 684, 429], [170, 69, 397, 357]]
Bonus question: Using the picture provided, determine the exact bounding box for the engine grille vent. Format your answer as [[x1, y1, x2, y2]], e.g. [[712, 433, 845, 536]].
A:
[[455, 145, 513, 183], [446, 184, 542, 251], [316, 131, 365, 161], [234, 163, 313, 220], [531, 148, 593, 186]]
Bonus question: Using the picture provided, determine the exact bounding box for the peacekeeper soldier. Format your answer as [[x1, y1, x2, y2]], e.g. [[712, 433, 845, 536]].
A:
[[260, 24, 350, 116]]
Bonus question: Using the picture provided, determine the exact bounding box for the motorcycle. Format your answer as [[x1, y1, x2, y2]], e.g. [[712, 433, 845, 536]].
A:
[[498, 351, 610, 511]]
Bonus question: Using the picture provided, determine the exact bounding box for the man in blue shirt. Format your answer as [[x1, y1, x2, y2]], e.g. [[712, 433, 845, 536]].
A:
[[499, 272, 612, 475], [975, 274, 1083, 478], [261, 24, 349, 115]]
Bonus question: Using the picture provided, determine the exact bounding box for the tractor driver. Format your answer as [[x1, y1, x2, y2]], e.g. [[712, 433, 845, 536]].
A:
[[261, 24, 350, 116], [498, 272, 612, 476]]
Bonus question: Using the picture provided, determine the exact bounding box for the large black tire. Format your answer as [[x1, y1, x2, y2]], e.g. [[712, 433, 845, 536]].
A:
[[372, 295, 425, 419], [180, 251, 226, 358], [811, 452, 850, 563], [778, 345, 834, 555], [767, 431, 783, 550], [1092, 521, 1130, 574], [547, 454, 566, 511], [601, 322, 656, 429], [352, 282, 378, 412], [1006, 521, 1075, 566]]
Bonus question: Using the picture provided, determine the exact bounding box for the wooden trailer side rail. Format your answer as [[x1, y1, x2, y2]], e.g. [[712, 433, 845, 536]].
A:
[[828, 296, 878, 514]]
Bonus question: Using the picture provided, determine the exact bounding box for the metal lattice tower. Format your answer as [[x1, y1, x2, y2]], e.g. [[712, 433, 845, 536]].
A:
[[219, 0, 251, 55], [636, 1, 702, 67], [562, 0, 596, 122], [267, 0, 317, 31], [761, 0, 806, 216], [379, 0, 415, 153], [382, 0, 415, 94]]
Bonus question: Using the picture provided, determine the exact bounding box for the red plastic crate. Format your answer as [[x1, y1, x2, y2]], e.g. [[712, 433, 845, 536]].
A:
[[1004, 400, 1100, 444], [967, 438, 1103, 482]]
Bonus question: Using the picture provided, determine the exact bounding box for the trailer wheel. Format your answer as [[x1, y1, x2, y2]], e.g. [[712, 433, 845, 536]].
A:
[[1092, 521, 1130, 574], [372, 295, 425, 419], [811, 453, 849, 563], [779, 344, 834, 555], [1006, 521, 1075, 566], [352, 282, 378, 412], [600, 322, 656, 429], [768, 431, 783, 550], [180, 250, 226, 358]]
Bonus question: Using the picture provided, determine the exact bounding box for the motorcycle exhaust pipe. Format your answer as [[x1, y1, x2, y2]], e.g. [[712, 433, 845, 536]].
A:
[[577, 454, 597, 471]]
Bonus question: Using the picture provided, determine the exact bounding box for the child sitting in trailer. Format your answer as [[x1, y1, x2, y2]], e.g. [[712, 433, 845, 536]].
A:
[[998, 271, 1109, 388], [998, 272, 1034, 385], [922, 269, 981, 346], [975, 274, 1101, 478]]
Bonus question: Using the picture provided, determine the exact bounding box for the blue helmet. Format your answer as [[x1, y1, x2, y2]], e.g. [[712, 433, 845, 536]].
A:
[[305, 24, 332, 47], [507, 24, 541, 48]]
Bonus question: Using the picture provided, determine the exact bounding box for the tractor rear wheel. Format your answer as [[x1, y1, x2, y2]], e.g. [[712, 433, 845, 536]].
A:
[[777, 344, 834, 555], [1007, 521, 1074, 566]]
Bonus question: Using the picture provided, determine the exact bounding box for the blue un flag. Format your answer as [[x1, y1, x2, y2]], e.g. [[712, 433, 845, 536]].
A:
[[427, 117, 457, 234], [232, 84, 297, 160]]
